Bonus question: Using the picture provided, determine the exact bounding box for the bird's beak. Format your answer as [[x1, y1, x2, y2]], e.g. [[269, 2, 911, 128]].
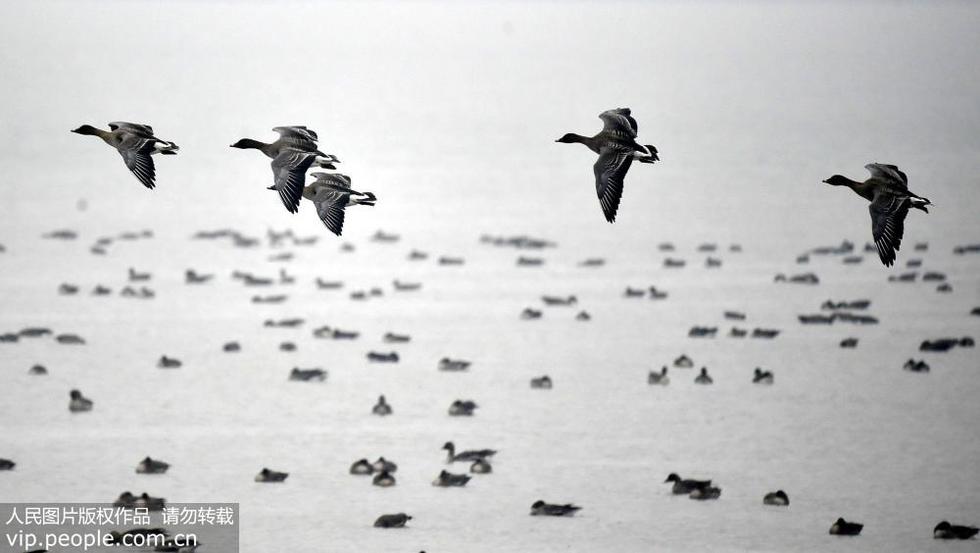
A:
[[821, 179, 829, 184]]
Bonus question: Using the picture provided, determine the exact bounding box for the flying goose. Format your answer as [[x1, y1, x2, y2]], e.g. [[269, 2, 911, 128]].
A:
[[823, 164, 931, 266], [71, 122, 179, 189], [230, 126, 338, 167], [301, 173, 377, 236], [556, 108, 658, 222]]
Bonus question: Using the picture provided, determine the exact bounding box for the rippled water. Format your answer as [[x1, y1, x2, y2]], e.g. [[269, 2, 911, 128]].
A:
[[1, 2, 979, 552]]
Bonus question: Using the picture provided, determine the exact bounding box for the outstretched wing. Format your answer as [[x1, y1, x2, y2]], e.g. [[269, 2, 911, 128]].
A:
[[273, 126, 320, 151], [598, 108, 638, 139], [593, 146, 634, 223], [109, 122, 155, 136], [270, 150, 317, 213], [116, 135, 157, 189], [311, 188, 349, 236], [865, 163, 908, 189], [869, 191, 910, 266]]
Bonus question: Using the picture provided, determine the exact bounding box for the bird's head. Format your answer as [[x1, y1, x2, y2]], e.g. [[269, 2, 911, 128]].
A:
[[555, 133, 582, 144], [822, 175, 851, 187], [71, 125, 99, 135]]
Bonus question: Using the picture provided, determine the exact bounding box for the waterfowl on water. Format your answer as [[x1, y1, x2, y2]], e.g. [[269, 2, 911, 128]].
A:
[[301, 173, 377, 236], [157, 356, 182, 369], [114, 492, 166, 510], [373, 457, 398, 473], [289, 367, 326, 381], [432, 470, 471, 487], [823, 164, 931, 266], [829, 517, 863, 536], [664, 473, 712, 495], [694, 367, 713, 385], [763, 490, 789, 506], [934, 521, 978, 540], [443, 442, 496, 463], [29, 364, 48, 375], [530, 500, 581, 517], [372, 395, 393, 416], [0, 458, 15, 470], [350, 459, 373, 475], [470, 459, 492, 474], [648, 366, 669, 385], [69, 389, 93, 412], [372, 470, 396, 487], [373, 513, 411, 528], [71, 122, 179, 188], [136, 456, 170, 474], [448, 400, 478, 416], [674, 355, 693, 368], [752, 368, 774, 384], [530, 375, 553, 389], [556, 108, 658, 222], [255, 468, 288, 482]]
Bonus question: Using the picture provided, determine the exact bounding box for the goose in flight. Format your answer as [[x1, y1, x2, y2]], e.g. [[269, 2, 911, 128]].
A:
[[71, 122, 179, 188], [230, 126, 339, 168], [300, 172, 376, 235], [556, 108, 658, 222], [823, 164, 931, 266]]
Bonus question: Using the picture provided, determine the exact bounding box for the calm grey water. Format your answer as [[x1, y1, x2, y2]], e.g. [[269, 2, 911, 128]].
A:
[[1, 1, 979, 552]]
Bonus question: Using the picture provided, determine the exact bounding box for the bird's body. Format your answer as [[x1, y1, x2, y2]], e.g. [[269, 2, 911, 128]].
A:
[[823, 164, 931, 266], [829, 517, 864, 536], [530, 500, 581, 517], [556, 108, 658, 222], [71, 122, 179, 189], [301, 173, 376, 236], [934, 521, 978, 540], [664, 473, 712, 495], [443, 441, 496, 463]]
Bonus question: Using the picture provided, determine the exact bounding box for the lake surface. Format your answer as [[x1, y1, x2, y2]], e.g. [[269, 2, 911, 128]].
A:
[[1, 2, 979, 552]]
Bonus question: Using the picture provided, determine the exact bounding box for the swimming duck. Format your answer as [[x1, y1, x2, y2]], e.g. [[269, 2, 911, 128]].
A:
[[289, 368, 326, 381], [393, 280, 422, 291], [542, 295, 577, 306], [0, 458, 14, 470], [530, 500, 581, 517], [19, 327, 52, 338], [674, 355, 694, 368], [255, 468, 288, 482], [470, 459, 492, 474], [823, 164, 930, 266], [372, 470, 396, 487], [556, 108, 658, 222], [689, 486, 722, 500], [438, 358, 471, 372], [648, 366, 669, 385], [367, 351, 399, 363], [521, 308, 543, 320], [128, 268, 151, 282], [106, 527, 168, 545], [448, 400, 478, 416], [373, 513, 411, 528], [92, 285, 112, 295], [57, 334, 86, 344], [69, 389, 93, 412], [71, 122, 178, 188], [694, 367, 713, 385], [624, 287, 646, 297], [279, 341, 297, 352], [840, 337, 858, 348], [136, 456, 170, 474], [350, 459, 374, 475], [443, 442, 496, 463], [115, 492, 165, 510], [903, 359, 930, 373], [664, 473, 712, 495], [301, 173, 377, 236], [184, 270, 213, 284], [752, 368, 774, 384], [763, 490, 789, 506], [829, 517, 863, 536], [157, 356, 182, 369], [934, 521, 978, 540], [373, 457, 398, 473], [575, 311, 591, 321], [530, 375, 553, 389], [383, 332, 411, 343], [372, 395, 393, 416], [59, 283, 79, 295], [222, 341, 241, 352], [29, 364, 48, 375], [433, 470, 471, 487]]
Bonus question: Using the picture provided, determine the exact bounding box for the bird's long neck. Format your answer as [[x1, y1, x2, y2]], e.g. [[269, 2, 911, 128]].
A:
[[567, 133, 599, 152], [239, 139, 274, 156]]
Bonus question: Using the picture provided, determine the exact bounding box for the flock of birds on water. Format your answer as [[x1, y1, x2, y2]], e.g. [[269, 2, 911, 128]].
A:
[[0, 107, 978, 551]]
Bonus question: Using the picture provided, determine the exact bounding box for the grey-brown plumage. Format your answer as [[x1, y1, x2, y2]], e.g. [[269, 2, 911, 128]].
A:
[[230, 126, 339, 167], [71, 122, 179, 189], [556, 108, 659, 223], [268, 149, 321, 213], [823, 163, 931, 267], [301, 172, 376, 236]]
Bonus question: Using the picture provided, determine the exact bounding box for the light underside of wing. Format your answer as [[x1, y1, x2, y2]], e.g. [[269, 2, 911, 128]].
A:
[[118, 147, 156, 189]]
